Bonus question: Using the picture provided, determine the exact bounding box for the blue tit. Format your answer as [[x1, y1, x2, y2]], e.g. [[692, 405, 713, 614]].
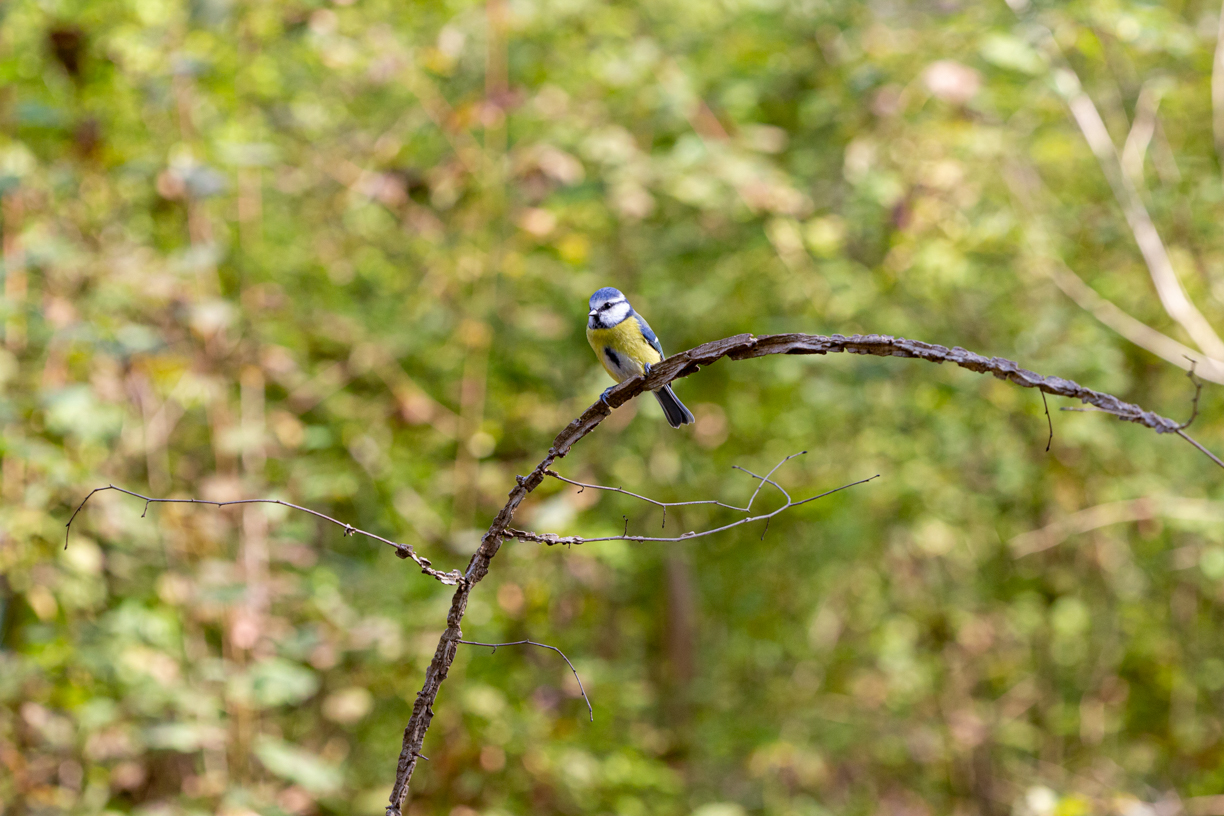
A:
[[586, 287, 695, 429]]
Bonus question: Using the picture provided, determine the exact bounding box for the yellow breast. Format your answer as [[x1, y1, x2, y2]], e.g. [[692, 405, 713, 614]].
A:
[[587, 319, 663, 383]]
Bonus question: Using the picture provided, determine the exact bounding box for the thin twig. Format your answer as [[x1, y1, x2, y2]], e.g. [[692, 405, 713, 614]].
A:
[[457, 639, 593, 721], [509, 474, 879, 547], [1175, 430, 1224, 470], [1176, 358, 1203, 431], [543, 450, 804, 520], [64, 485, 462, 585], [733, 460, 796, 506], [1041, 390, 1053, 452], [545, 469, 745, 513]]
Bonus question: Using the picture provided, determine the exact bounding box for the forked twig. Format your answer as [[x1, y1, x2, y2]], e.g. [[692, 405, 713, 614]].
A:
[[511, 456, 877, 546], [457, 639, 593, 721], [543, 451, 809, 531], [64, 485, 462, 585]]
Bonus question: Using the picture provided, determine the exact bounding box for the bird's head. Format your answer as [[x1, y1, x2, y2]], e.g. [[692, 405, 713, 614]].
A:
[[588, 287, 632, 329]]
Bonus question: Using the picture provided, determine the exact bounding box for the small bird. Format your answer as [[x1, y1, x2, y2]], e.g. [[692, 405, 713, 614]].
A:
[[586, 287, 694, 428]]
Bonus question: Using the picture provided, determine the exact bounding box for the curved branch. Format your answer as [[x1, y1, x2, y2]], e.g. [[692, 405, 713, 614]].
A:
[[384, 330, 1220, 816], [456, 639, 593, 721]]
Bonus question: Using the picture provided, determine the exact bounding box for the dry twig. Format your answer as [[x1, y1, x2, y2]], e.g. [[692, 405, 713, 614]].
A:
[[64, 485, 463, 585], [544, 451, 809, 529], [456, 639, 593, 721], [509, 456, 877, 547]]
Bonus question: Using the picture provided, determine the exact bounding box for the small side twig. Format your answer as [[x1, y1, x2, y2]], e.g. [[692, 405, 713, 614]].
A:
[[457, 639, 593, 721], [64, 485, 463, 586], [1176, 358, 1203, 431], [1041, 390, 1053, 452], [510, 469, 878, 547], [543, 450, 805, 530]]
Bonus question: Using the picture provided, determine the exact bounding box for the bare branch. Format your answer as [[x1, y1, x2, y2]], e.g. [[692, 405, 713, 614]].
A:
[[64, 485, 463, 586], [1175, 430, 1224, 471], [542, 450, 806, 521], [457, 639, 593, 721], [509, 473, 879, 546], [544, 469, 744, 517], [1120, 82, 1161, 187]]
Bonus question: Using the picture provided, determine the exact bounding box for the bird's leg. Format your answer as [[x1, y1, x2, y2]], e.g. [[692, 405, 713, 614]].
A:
[[599, 387, 615, 408]]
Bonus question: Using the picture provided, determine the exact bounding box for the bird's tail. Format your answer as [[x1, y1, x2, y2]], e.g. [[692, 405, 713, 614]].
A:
[[653, 385, 695, 429]]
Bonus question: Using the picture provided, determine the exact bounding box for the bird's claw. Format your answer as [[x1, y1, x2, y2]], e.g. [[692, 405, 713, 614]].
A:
[[599, 387, 614, 408]]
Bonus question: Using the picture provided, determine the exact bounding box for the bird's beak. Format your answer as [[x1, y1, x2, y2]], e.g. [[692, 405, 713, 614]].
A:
[[588, 310, 598, 317]]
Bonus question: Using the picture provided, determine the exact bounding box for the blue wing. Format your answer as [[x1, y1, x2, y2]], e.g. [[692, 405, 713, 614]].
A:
[[633, 312, 665, 358]]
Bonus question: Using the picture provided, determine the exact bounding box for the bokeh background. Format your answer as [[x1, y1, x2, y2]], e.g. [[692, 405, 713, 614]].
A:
[[5, 0, 1224, 813]]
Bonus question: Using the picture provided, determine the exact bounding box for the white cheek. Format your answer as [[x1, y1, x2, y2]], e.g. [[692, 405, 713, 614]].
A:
[[606, 303, 631, 325]]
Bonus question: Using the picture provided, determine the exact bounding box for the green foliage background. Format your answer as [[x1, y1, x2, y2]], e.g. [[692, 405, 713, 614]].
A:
[[4, 0, 1224, 813]]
